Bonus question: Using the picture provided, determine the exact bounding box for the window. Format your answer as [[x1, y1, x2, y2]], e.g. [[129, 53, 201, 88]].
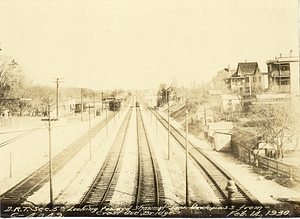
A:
[[259, 77, 261, 82], [268, 65, 272, 72], [280, 65, 290, 71]]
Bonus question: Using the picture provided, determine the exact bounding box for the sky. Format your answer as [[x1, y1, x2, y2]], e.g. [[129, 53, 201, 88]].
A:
[[0, 0, 299, 91]]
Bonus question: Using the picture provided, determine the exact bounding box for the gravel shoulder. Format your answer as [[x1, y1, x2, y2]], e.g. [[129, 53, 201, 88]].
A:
[[25, 106, 130, 206], [158, 109, 300, 206]]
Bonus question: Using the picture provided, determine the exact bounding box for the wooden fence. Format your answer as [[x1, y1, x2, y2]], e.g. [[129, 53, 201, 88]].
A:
[[257, 155, 300, 181], [0, 116, 44, 129]]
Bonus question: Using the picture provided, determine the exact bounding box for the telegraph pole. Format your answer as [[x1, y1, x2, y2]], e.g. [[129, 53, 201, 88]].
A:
[[102, 91, 104, 113], [114, 101, 116, 126], [41, 103, 58, 208], [93, 92, 95, 117], [202, 79, 207, 126], [156, 107, 158, 135], [52, 78, 64, 118], [106, 106, 108, 137], [86, 105, 94, 161], [185, 110, 189, 207], [81, 89, 83, 122], [167, 90, 170, 160]]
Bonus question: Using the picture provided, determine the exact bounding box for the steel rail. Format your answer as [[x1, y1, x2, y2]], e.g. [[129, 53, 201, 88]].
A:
[[145, 103, 261, 206], [135, 106, 142, 206], [135, 106, 159, 207], [0, 124, 45, 148], [79, 107, 133, 208], [0, 112, 116, 206]]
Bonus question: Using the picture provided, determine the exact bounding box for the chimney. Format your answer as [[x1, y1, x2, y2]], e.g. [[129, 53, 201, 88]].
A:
[[280, 53, 282, 58], [245, 60, 247, 63], [228, 64, 230, 72], [290, 50, 292, 57]]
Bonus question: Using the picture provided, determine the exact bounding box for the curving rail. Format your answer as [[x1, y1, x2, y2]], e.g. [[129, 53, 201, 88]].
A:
[[145, 103, 261, 206]]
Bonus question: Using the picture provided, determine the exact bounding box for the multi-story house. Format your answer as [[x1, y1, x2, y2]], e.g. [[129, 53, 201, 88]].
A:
[[266, 51, 299, 95], [211, 65, 236, 91], [227, 61, 263, 96]]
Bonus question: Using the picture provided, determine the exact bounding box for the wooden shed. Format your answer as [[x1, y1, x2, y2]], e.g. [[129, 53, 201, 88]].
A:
[[231, 127, 258, 164]]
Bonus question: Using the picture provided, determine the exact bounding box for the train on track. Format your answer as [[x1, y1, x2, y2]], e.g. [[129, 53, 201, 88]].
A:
[[75, 103, 88, 113], [109, 100, 121, 111]]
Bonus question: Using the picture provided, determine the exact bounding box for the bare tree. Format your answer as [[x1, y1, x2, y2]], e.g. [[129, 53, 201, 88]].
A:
[[250, 98, 300, 158], [157, 83, 167, 107]]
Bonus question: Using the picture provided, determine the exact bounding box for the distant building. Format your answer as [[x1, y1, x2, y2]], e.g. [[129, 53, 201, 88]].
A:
[[261, 72, 269, 91], [266, 51, 299, 95], [231, 127, 258, 163], [207, 122, 233, 152], [220, 94, 241, 112], [227, 61, 263, 96], [211, 65, 236, 91]]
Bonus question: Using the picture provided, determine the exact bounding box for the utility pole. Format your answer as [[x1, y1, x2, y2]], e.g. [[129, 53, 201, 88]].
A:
[[185, 110, 189, 207], [10, 152, 12, 178], [81, 89, 83, 122], [86, 105, 94, 161], [249, 75, 252, 97], [278, 64, 281, 92], [106, 106, 108, 137], [167, 90, 170, 160], [202, 79, 207, 126], [41, 103, 58, 208], [52, 78, 64, 118], [93, 92, 95, 117], [156, 107, 158, 135], [114, 101, 116, 126], [102, 91, 104, 113]]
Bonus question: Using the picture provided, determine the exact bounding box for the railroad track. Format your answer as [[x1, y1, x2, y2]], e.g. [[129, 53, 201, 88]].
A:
[[79, 107, 133, 208], [145, 103, 261, 206], [135, 106, 160, 207], [170, 105, 189, 119], [0, 112, 117, 206]]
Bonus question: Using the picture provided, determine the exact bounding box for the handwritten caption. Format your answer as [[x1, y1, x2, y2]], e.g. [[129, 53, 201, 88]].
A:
[[2, 204, 291, 217]]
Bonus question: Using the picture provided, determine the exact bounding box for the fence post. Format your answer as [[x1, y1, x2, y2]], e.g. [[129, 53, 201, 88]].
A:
[[10, 152, 12, 178]]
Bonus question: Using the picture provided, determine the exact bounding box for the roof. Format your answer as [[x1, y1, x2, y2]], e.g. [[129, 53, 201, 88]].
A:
[[256, 94, 289, 99], [231, 127, 258, 150], [221, 94, 241, 100], [213, 69, 233, 81], [232, 62, 259, 77], [267, 56, 299, 65], [208, 122, 233, 131]]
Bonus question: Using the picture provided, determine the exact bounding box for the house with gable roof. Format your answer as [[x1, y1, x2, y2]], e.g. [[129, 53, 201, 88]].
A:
[[227, 61, 263, 96], [211, 65, 236, 91]]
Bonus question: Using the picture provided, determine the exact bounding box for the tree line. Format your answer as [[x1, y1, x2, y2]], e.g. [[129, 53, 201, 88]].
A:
[[0, 55, 122, 116]]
